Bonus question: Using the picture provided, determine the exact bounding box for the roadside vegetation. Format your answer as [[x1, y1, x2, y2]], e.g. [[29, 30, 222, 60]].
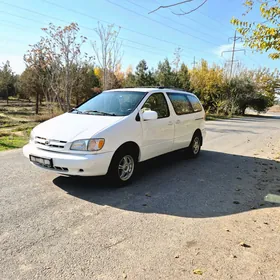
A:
[[0, 99, 62, 151]]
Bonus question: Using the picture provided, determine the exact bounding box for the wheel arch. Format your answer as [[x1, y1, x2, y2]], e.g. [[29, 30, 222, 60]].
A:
[[111, 141, 141, 163]]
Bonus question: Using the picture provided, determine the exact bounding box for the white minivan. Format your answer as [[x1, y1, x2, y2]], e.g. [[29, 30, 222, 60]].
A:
[[23, 87, 206, 184]]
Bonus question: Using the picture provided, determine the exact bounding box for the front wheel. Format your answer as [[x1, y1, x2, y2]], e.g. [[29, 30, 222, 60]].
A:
[[108, 151, 136, 186], [187, 133, 202, 158]]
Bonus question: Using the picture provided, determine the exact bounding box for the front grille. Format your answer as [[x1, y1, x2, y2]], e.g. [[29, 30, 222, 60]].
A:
[[54, 166, 69, 172], [35, 136, 67, 149], [34, 161, 69, 172]]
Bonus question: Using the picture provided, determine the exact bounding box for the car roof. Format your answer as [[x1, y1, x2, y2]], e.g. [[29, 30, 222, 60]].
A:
[[106, 87, 197, 96]]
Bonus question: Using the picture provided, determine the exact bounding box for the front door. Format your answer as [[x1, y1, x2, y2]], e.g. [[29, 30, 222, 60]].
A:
[[140, 92, 174, 161]]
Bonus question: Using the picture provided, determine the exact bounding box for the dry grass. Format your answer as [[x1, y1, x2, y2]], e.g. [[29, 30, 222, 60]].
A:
[[0, 99, 62, 151], [268, 105, 280, 113]]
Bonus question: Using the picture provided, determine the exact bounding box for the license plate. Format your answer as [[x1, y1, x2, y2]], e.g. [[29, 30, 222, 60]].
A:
[[29, 155, 53, 168]]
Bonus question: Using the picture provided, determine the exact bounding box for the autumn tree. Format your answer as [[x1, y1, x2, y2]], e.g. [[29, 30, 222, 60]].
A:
[[124, 65, 136, 88], [25, 23, 88, 112], [247, 67, 279, 106], [190, 59, 225, 113], [231, 0, 280, 59]]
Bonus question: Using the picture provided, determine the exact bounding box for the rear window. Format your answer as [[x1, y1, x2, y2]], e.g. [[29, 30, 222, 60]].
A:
[[167, 92, 194, 115], [187, 95, 203, 112]]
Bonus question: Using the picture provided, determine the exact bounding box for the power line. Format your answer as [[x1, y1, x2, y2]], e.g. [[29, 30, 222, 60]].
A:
[[183, 0, 235, 36], [123, 44, 171, 57], [40, 0, 215, 55], [0, 0, 262, 69], [0, 10, 42, 24], [105, 0, 221, 47], [0, 20, 27, 31], [0, 8, 195, 60], [125, 0, 223, 42], [154, 0, 232, 38]]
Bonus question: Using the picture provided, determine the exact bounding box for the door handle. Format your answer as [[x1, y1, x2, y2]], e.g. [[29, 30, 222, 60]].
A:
[[176, 120, 181, 124], [168, 121, 173, 125]]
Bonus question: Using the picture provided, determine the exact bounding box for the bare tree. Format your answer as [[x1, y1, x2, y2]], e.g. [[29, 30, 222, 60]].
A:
[[25, 23, 88, 112], [149, 0, 208, 15], [172, 47, 183, 72], [92, 23, 123, 90]]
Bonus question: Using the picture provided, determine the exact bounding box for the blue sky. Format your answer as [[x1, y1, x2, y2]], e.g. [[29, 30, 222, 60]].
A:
[[0, 0, 279, 74]]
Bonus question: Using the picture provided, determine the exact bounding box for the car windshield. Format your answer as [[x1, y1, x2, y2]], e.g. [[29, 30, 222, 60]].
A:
[[73, 91, 147, 116]]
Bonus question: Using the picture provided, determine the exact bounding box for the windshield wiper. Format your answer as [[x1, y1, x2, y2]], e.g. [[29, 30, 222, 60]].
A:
[[82, 110, 117, 116], [71, 108, 82, 114]]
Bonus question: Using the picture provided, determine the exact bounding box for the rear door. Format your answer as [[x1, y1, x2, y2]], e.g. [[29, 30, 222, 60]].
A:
[[140, 92, 174, 161], [167, 92, 195, 150], [187, 94, 205, 134]]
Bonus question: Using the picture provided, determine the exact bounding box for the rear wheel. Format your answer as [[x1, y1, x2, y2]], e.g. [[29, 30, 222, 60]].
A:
[[187, 133, 202, 158], [108, 150, 137, 186]]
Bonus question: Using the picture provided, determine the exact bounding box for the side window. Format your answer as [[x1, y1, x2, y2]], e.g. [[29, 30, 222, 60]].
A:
[[142, 92, 170, 119], [167, 92, 194, 115], [187, 95, 203, 112]]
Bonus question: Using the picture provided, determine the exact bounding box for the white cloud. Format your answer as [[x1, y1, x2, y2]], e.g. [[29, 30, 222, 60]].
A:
[[213, 43, 244, 57]]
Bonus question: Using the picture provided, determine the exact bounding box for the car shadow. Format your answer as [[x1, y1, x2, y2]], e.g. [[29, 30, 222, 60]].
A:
[[53, 150, 280, 218]]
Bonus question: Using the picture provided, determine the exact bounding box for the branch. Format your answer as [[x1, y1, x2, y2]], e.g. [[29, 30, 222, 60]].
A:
[[172, 0, 208, 15], [149, 0, 193, 14]]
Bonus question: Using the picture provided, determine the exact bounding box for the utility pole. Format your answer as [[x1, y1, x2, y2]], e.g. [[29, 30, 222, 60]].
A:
[[191, 56, 197, 69], [230, 31, 237, 78], [221, 31, 246, 78], [221, 31, 246, 116]]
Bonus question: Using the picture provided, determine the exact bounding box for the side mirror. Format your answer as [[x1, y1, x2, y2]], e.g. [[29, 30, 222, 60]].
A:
[[142, 110, 158, 121]]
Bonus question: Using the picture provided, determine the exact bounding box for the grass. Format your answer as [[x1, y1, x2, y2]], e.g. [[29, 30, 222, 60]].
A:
[[0, 135, 29, 151], [0, 98, 62, 151]]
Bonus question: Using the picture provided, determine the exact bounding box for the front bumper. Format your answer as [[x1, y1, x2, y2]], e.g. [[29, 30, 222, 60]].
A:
[[23, 144, 114, 176]]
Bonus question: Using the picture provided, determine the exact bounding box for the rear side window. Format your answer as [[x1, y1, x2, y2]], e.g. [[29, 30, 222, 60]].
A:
[[187, 95, 203, 112], [167, 92, 194, 115]]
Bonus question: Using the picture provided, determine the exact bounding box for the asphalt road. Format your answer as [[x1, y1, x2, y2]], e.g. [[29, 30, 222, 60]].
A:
[[1, 116, 280, 280]]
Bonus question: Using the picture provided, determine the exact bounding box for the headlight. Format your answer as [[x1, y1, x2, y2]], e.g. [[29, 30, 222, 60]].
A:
[[30, 129, 35, 143], [70, 139, 105, 151]]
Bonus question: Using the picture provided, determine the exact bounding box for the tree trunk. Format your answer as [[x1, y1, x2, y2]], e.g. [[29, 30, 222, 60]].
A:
[[6, 86, 8, 104], [35, 91, 39, 114]]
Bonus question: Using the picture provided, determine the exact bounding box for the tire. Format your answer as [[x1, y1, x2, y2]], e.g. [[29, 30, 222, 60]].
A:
[[187, 132, 202, 158], [108, 149, 137, 186]]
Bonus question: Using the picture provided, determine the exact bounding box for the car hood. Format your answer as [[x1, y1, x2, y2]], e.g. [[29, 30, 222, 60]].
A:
[[33, 113, 124, 142]]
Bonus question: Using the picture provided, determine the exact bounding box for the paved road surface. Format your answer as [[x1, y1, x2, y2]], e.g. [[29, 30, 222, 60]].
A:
[[1, 116, 280, 280]]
